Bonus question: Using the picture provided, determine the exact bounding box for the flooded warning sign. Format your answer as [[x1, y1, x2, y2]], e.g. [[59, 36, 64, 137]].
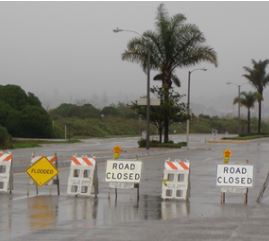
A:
[[105, 160, 142, 183], [26, 156, 59, 186]]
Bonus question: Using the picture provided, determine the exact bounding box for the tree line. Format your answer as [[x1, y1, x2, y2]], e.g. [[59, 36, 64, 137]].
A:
[[234, 59, 269, 134], [0, 85, 53, 139]]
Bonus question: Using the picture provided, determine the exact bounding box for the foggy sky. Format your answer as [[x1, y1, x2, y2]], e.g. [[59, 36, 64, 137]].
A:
[[0, 1, 269, 116]]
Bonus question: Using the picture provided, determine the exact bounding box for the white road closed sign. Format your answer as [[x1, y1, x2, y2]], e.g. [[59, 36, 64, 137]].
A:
[[105, 160, 142, 183], [216, 164, 253, 187]]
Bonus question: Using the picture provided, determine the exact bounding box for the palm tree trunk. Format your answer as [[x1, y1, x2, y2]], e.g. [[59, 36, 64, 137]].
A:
[[163, 86, 169, 143], [164, 111, 169, 143], [163, 72, 172, 143], [158, 124, 163, 143], [247, 108, 251, 134], [258, 100, 262, 134]]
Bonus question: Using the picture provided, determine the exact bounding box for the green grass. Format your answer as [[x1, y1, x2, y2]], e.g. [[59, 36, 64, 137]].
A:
[[52, 117, 153, 138], [12, 139, 80, 149], [222, 133, 269, 140]]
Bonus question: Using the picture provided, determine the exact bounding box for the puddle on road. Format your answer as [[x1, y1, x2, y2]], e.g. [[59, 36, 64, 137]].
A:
[[0, 193, 254, 239], [56, 194, 190, 227], [0, 194, 190, 236], [27, 196, 58, 231]]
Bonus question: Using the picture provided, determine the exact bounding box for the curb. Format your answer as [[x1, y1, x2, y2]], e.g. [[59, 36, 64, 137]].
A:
[[207, 140, 249, 144]]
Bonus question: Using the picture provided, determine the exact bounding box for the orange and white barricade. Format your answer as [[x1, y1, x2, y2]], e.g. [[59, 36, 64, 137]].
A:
[[27, 153, 60, 195], [0, 151, 13, 193], [67, 155, 97, 197], [162, 160, 190, 200]]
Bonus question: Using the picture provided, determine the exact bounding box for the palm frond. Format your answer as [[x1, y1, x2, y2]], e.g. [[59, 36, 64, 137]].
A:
[[243, 58, 269, 94], [171, 74, 181, 87], [180, 45, 217, 67], [233, 91, 258, 109], [120, 3, 217, 89]]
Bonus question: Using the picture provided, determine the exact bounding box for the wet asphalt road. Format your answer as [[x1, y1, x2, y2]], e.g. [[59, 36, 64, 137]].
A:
[[1, 134, 269, 240]]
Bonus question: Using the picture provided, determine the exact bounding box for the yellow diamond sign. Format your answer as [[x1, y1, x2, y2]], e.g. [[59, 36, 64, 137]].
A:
[[26, 156, 59, 186]]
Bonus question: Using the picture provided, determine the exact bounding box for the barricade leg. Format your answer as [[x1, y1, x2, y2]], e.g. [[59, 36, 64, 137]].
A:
[[35, 185, 39, 195], [55, 154, 60, 196], [244, 188, 248, 205], [93, 163, 98, 198], [221, 192, 225, 204], [115, 188, 118, 201], [187, 170, 191, 201], [9, 159, 13, 194], [56, 176, 60, 196], [27, 181, 30, 196]]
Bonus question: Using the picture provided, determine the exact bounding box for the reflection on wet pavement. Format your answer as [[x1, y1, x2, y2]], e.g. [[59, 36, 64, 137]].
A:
[[59, 194, 190, 226], [0, 193, 191, 239], [28, 196, 58, 231], [0, 195, 12, 239]]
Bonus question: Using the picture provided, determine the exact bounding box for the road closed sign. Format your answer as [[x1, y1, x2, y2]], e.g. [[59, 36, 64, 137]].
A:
[[105, 160, 142, 183], [216, 164, 253, 187], [26, 156, 59, 186]]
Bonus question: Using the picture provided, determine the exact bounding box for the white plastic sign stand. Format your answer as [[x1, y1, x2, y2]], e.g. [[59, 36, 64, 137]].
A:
[[161, 160, 190, 201], [0, 152, 13, 194], [67, 155, 97, 197]]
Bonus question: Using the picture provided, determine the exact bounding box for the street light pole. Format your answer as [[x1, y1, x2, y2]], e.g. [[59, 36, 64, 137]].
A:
[[186, 71, 191, 149], [238, 85, 241, 126], [146, 48, 150, 150], [113, 27, 151, 150], [186, 68, 207, 149]]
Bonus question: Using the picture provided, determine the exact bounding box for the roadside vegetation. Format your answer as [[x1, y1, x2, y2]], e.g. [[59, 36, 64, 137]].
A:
[[12, 139, 80, 149], [0, 85, 53, 138], [1, 84, 269, 149], [0, 5, 269, 149], [222, 133, 269, 141]]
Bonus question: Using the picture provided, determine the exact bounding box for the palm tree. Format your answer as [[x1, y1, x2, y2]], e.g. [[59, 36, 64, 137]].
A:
[[233, 91, 258, 134], [122, 4, 217, 143], [243, 59, 269, 134]]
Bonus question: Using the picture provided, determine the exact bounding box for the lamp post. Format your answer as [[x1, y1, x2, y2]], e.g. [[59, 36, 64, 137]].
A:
[[186, 68, 207, 148], [113, 27, 151, 150], [226, 82, 247, 134]]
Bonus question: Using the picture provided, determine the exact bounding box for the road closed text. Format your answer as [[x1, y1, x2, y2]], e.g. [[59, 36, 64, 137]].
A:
[[216, 164, 253, 187], [105, 160, 142, 183], [217, 176, 253, 186]]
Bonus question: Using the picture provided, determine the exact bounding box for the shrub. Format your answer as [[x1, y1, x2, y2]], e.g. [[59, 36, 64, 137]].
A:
[[138, 138, 186, 148], [0, 125, 12, 149]]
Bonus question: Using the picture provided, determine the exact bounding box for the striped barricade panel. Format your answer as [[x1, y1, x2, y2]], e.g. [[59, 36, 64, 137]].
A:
[[162, 160, 190, 200], [46, 155, 58, 185], [0, 152, 13, 192], [67, 155, 96, 197], [164, 160, 190, 172]]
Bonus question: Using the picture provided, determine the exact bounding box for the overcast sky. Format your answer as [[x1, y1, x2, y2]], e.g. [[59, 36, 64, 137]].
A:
[[0, 1, 269, 116]]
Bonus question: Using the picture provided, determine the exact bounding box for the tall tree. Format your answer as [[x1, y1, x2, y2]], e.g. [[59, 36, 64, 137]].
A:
[[233, 91, 258, 134], [243, 59, 269, 133], [122, 4, 217, 142]]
